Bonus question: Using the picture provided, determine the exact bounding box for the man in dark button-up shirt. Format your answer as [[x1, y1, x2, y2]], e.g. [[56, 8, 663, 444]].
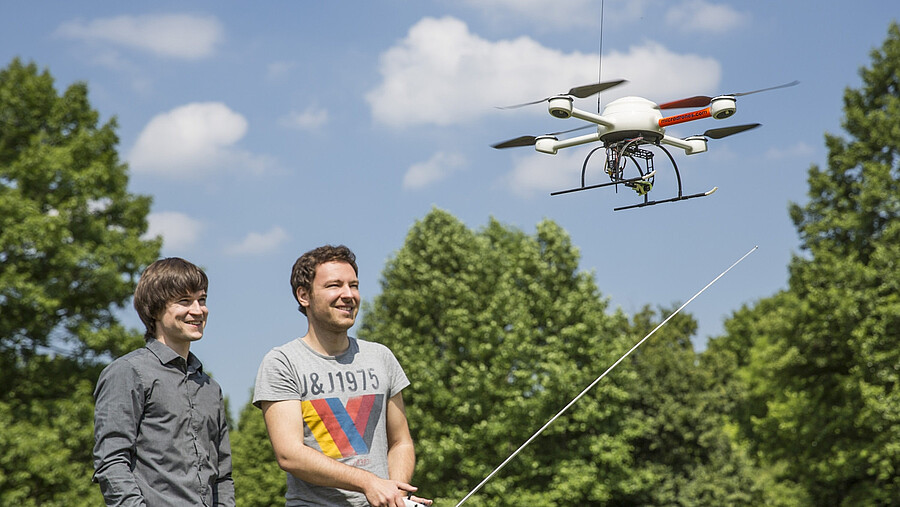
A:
[[93, 257, 234, 506]]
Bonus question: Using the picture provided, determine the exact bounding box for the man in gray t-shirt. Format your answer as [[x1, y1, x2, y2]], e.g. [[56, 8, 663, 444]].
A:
[[254, 245, 431, 507]]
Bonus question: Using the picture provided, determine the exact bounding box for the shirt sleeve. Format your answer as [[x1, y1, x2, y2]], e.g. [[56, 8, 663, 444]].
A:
[[214, 388, 236, 507], [386, 346, 410, 398], [253, 349, 302, 406], [92, 359, 147, 506]]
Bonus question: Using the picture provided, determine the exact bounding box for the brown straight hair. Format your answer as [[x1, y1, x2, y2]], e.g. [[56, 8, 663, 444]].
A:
[[133, 257, 209, 339]]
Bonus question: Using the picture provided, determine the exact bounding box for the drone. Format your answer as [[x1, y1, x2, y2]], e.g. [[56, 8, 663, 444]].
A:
[[492, 79, 798, 210]]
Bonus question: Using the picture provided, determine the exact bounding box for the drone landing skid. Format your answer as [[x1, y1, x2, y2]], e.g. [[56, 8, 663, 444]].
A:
[[550, 141, 716, 211], [613, 186, 718, 211], [549, 171, 654, 197]]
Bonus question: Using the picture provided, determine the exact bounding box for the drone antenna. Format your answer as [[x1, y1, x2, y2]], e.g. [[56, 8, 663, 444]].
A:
[[597, 0, 605, 113]]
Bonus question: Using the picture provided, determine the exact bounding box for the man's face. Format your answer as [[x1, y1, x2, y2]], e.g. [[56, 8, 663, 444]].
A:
[[299, 261, 359, 332], [155, 289, 208, 346]]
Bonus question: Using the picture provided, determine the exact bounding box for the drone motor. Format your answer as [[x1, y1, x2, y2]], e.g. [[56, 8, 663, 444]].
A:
[[547, 96, 574, 118], [709, 96, 737, 119], [535, 135, 560, 154]]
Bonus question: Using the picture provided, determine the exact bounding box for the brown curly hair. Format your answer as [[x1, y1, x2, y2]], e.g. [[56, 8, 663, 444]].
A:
[[290, 245, 358, 315]]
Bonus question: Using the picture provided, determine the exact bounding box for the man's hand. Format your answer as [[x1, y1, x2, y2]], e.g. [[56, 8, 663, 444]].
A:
[[363, 476, 432, 507], [361, 476, 412, 507], [406, 493, 434, 506]]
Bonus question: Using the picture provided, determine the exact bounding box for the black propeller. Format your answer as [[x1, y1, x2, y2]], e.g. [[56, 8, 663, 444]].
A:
[[697, 123, 761, 140], [492, 135, 542, 149], [659, 80, 799, 110], [492, 125, 596, 149], [498, 79, 627, 110]]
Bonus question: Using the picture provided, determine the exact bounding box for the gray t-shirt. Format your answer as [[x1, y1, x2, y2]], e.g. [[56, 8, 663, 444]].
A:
[[253, 337, 410, 506]]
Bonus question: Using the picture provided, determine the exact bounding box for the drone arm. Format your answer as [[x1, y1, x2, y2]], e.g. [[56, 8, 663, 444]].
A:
[[569, 108, 615, 128], [546, 97, 615, 128], [660, 134, 708, 155], [659, 107, 711, 127], [535, 131, 602, 154]]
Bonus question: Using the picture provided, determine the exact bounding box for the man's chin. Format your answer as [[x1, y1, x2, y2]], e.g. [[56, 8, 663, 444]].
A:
[[186, 330, 204, 341], [329, 319, 356, 332]]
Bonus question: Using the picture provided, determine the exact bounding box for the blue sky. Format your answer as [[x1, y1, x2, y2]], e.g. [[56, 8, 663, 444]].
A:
[[3, 1, 896, 414]]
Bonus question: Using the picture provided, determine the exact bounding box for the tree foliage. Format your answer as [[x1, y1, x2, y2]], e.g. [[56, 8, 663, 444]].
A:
[[0, 58, 159, 504], [358, 209, 634, 505], [358, 208, 777, 505], [706, 22, 900, 505], [624, 307, 802, 505], [231, 396, 287, 506]]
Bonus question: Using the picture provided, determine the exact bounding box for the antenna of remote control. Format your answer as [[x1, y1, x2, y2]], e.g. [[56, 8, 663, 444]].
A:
[[455, 246, 759, 506]]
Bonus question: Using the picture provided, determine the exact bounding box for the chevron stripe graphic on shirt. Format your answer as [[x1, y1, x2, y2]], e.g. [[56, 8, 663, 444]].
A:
[[301, 393, 385, 459]]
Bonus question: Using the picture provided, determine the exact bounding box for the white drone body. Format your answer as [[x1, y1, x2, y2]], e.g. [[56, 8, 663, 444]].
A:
[[492, 79, 797, 210], [534, 94, 740, 156]]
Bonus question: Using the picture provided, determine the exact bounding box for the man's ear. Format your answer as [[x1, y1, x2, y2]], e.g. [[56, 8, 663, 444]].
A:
[[296, 286, 310, 309]]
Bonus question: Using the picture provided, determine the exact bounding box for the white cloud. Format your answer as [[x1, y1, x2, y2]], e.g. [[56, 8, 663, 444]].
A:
[[599, 42, 721, 100], [403, 151, 467, 190], [665, 1, 749, 34], [505, 150, 589, 197], [279, 105, 329, 130], [765, 141, 815, 160], [55, 14, 224, 59], [226, 226, 288, 255], [267, 61, 295, 80], [366, 17, 720, 128], [144, 212, 203, 251], [129, 102, 271, 177]]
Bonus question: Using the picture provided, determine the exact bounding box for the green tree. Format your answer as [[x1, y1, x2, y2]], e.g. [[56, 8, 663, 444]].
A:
[[231, 396, 287, 506], [627, 306, 805, 505], [359, 208, 780, 505], [706, 22, 900, 505], [359, 209, 636, 505], [0, 58, 159, 505]]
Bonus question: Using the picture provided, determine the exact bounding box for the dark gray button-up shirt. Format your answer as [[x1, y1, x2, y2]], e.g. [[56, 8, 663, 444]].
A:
[[93, 339, 235, 506]]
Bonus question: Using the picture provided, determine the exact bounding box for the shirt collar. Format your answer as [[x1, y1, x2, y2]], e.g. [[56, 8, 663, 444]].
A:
[[145, 339, 204, 373]]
